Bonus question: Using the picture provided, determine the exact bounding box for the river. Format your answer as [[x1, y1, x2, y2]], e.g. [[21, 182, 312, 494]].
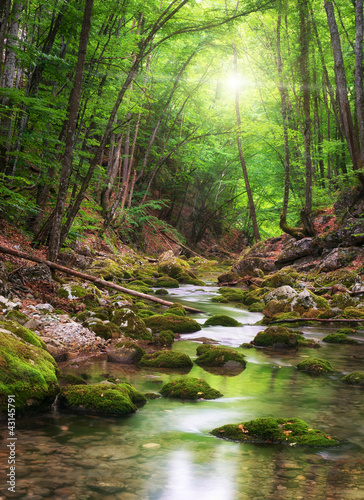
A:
[[1, 283, 364, 499]]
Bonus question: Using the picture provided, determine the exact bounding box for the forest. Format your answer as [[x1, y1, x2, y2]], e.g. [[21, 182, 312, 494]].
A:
[[1, 2, 364, 499], [0, 0, 363, 257]]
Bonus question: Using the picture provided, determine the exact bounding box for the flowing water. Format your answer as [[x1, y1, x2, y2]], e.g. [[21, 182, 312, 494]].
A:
[[1, 284, 364, 499]]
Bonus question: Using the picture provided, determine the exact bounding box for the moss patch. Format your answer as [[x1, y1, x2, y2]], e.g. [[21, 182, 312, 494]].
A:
[[204, 314, 241, 327], [336, 328, 358, 335], [322, 333, 359, 344], [296, 358, 334, 374], [166, 303, 186, 316], [218, 287, 247, 302], [253, 326, 299, 348], [155, 276, 180, 288], [195, 344, 246, 368], [211, 417, 340, 447], [139, 350, 193, 369], [341, 372, 364, 385], [0, 330, 59, 413], [160, 377, 223, 400], [59, 382, 146, 416], [144, 313, 201, 334], [0, 319, 46, 349], [5, 309, 28, 324], [153, 330, 175, 347]]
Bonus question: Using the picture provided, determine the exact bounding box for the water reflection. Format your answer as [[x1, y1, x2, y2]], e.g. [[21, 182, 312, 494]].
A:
[[1, 284, 364, 498]]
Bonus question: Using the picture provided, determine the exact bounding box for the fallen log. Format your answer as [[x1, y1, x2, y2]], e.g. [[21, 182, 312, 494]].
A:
[[0, 245, 204, 313], [271, 317, 364, 324]]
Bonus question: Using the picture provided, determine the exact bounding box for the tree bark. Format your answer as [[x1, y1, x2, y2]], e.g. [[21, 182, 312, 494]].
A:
[[324, 0, 362, 177], [47, 0, 94, 262], [233, 43, 260, 242], [355, 0, 364, 163]]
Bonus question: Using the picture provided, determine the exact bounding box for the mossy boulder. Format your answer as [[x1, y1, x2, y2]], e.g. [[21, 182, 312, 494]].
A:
[[244, 288, 268, 306], [155, 276, 180, 288], [128, 280, 153, 294], [314, 269, 357, 288], [264, 286, 298, 304], [0, 319, 46, 349], [330, 293, 357, 310], [160, 377, 223, 400], [262, 299, 290, 319], [107, 342, 146, 364], [262, 271, 296, 288], [204, 314, 241, 327], [211, 295, 229, 303], [153, 330, 175, 347], [217, 287, 247, 302], [0, 330, 59, 414], [83, 319, 120, 340], [195, 344, 246, 369], [59, 382, 146, 416], [5, 309, 28, 325], [139, 350, 193, 369], [144, 313, 201, 334], [341, 372, 364, 385], [296, 358, 334, 374], [110, 308, 152, 340], [247, 302, 265, 312], [211, 417, 340, 446], [336, 328, 358, 335], [166, 303, 187, 316], [291, 290, 329, 312], [322, 333, 359, 344], [253, 326, 299, 348], [343, 307, 364, 319]]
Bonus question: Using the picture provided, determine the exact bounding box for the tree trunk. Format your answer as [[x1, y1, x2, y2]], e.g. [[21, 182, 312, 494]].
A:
[[0, 0, 12, 75], [233, 43, 260, 242], [355, 0, 364, 164], [324, 0, 362, 178], [299, 0, 315, 236], [47, 0, 94, 261], [0, 1, 22, 174]]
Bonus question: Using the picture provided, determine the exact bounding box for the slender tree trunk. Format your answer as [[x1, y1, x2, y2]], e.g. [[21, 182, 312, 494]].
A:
[[299, 0, 315, 236], [233, 43, 260, 242], [0, 0, 12, 74], [324, 0, 362, 178], [0, 1, 22, 174], [47, 0, 94, 261], [355, 0, 364, 164]]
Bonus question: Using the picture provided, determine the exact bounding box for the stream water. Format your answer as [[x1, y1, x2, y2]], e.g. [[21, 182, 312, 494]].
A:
[[1, 284, 364, 499]]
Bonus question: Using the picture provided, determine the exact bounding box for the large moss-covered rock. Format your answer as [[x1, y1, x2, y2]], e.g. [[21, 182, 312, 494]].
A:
[[111, 308, 152, 340], [144, 313, 201, 334], [0, 319, 46, 349], [343, 307, 364, 319], [195, 344, 246, 369], [262, 271, 296, 288], [0, 330, 59, 414], [139, 350, 193, 369], [204, 315, 241, 327], [153, 330, 175, 347], [165, 303, 186, 316], [264, 286, 297, 304], [341, 372, 364, 385], [160, 377, 223, 400], [253, 326, 299, 348], [322, 333, 359, 344], [296, 358, 334, 374], [155, 276, 180, 288], [217, 271, 238, 284], [291, 290, 329, 311], [330, 293, 357, 310], [313, 269, 358, 288], [216, 287, 247, 303], [211, 417, 340, 446], [59, 382, 146, 416]]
